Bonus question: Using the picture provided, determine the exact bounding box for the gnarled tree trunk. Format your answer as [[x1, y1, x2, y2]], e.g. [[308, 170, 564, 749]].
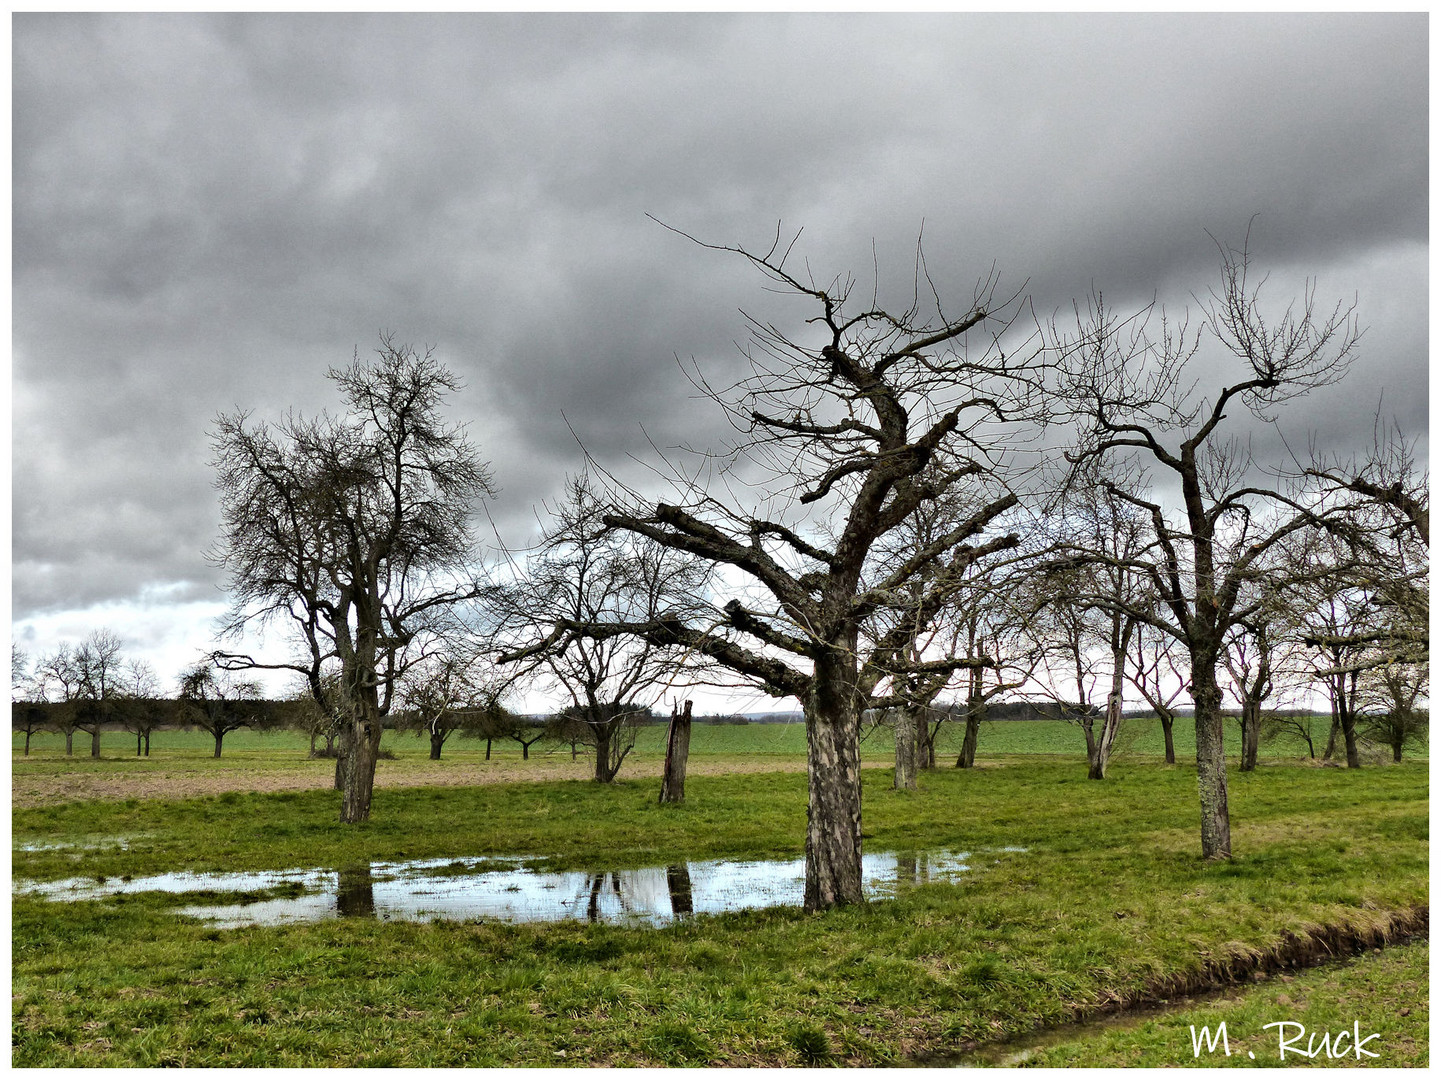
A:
[[956, 698, 983, 769], [1191, 658, 1231, 860], [803, 650, 864, 911], [1238, 702, 1260, 772], [339, 715, 383, 824], [893, 706, 918, 790], [1160, 712, 1176, 764]]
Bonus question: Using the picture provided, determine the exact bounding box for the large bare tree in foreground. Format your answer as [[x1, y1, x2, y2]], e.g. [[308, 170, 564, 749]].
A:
[[1057, 239, 1362, 859], [578, 226, 1040, 909], [210, 340, 495, 823]]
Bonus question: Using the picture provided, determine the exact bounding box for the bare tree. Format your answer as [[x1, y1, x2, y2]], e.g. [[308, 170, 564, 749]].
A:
[[1128, 623, 1188, 764], [11, 644, 29, 699], [1296, 569, 1383, 769], [179, 661, 265, 758], [11, 645, 48, 756], [1358, 661, 1428, 763], [497, 714, 548, 760], [398, 646, 505, 761], [1035, 476, 1153, 780], [1057, 234, 1362, 858], [35, 643, 83, 754], [567, 225, 1040, 909], [209, 338, 496, 823], [859, 482, 1029, 789], [72, 629, 128, 758], [118, 658, 165, 757], [1309, 417, 1428, 546], [497, 473, 709, 783]]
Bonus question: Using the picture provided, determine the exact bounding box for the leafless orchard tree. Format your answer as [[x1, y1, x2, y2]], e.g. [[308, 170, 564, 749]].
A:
[[1056, 235, 1363, 858], [1292, 547, 1391, 769], [1357, 661, 1428, 763], [1032, 473, 1154, 780], [178, 661, 265, 759], [947, 585, 1041, 770], [117, 658, 164, 757], [71, 629, 128, 758], [11, 645, 49, 756], [1308, 417, 1428, 547], [1301, 420, 1428, 673], [1128, 623, 1188, 764], [561, 224, 1042, 910], [398, 646, 506, 761], [11, 644, 29, 699], [35, 643, 84, 754], [209, 339, 496, 823], [858, 479, 1030, 789], [496, 472, 711, 784]]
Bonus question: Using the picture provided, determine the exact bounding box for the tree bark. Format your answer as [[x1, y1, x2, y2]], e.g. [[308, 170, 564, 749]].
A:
[[1160, 712, 1176, 764], [803, 650, 864, 911], [1323, 701, 1340, 760], [593, 718, 616, 783], [919, 717, 938, 770], [90, 729, 101, 758], [659, 700, 692, 804], [65, 730, 73, 755], [334, 724, 350, 791], [1089, 688, 1123, 780], [137, 732, 143, 757], [429, 729, 444, 760], [1238, 702, 1260, 772], [214, 731, 225, 759], [958, 701, 982, 769], [1081, 716, 1098, 775], [893, 706, 918, 790], [339, 716, 383, 824], [1191, 660, 1231, 860]]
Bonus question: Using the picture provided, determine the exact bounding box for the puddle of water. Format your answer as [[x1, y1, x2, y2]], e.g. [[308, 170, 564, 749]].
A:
[[14, 849, 1002, 928], [15, 835, 145, 853]]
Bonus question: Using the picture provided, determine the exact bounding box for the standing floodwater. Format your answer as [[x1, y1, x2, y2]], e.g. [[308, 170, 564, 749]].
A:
[[15, 849, 996, 928]]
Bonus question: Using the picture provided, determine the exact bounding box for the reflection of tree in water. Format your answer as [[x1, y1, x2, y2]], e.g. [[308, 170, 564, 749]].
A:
[[581, 866, 695, 922], [586, 872, 626, 923], [337, 865, 375, 918], [896, 853, 921, 887], [666, 864, 694, 916]]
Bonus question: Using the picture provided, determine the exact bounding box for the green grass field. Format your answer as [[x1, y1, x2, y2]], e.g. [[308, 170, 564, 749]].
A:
[[16, 712, 1390, 767], [11, 742, 1428, 1066]]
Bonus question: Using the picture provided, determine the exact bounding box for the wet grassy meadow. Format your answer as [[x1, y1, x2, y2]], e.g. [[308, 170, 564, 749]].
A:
[[11, 719, 1429, 1065]]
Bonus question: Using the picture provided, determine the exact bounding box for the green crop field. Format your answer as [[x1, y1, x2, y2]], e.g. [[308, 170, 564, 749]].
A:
[[11, 737, 1428, 1067]]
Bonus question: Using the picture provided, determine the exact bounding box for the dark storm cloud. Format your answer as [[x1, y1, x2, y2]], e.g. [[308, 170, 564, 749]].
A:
[[12, 12, 1426, 658]]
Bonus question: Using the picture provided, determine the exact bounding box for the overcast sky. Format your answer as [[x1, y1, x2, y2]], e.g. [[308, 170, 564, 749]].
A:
[[11, 12, 1428, 708]]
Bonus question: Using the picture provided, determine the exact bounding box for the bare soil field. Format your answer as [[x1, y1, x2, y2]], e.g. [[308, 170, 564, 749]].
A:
[[11, 755, 808, 808]]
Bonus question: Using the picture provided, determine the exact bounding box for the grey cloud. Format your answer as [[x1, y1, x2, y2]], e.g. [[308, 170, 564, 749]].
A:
[[12, 12, 1427, 641]]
